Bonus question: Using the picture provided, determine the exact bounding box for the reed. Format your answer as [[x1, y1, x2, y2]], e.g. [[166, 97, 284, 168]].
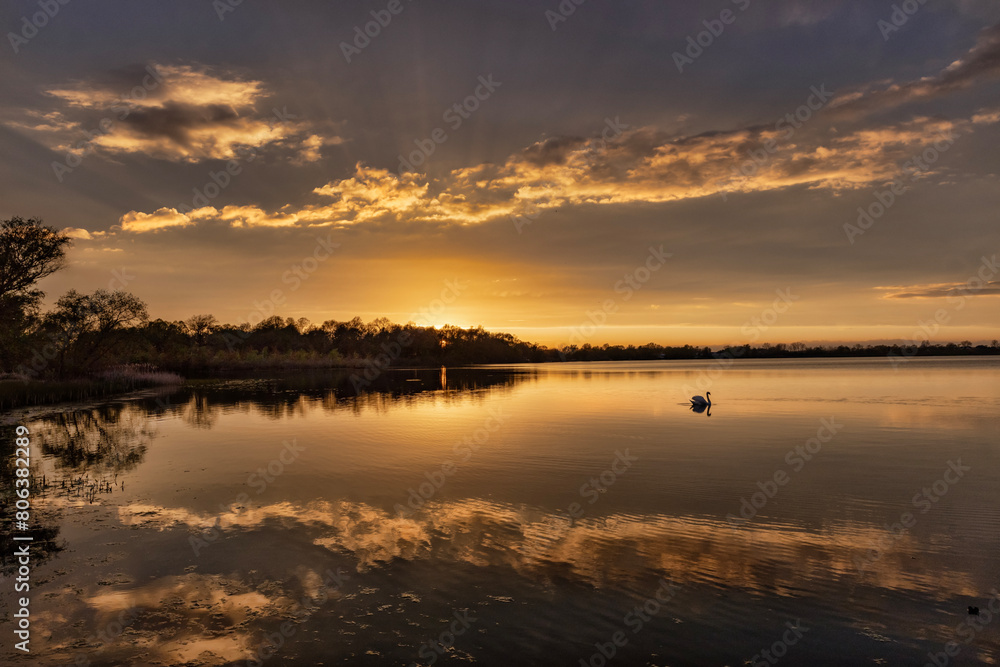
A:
[[0, 364, 183, 410]]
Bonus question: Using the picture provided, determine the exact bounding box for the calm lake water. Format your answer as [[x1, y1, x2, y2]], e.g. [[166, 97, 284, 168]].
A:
[[3, 358, 999, 666]]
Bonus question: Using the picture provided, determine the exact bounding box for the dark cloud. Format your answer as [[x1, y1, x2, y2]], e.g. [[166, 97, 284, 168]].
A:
[[520, 136, 586, 167], [886, 282, 1000, 299], [120, 102, 241, 145], [2, 63, 340, 163], [939, 22, 1000, 87], [830, 22, 1000, 117]]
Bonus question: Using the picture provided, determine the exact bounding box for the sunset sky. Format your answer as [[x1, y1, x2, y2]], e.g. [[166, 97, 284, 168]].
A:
[[2, 0, 999, 347]]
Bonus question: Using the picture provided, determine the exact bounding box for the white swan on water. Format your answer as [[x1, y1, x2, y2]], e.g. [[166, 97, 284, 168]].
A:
[[690, 391, 711, 407]]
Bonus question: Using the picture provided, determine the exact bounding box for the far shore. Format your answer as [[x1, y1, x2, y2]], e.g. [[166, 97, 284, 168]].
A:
[[2, 348, 998, 412]]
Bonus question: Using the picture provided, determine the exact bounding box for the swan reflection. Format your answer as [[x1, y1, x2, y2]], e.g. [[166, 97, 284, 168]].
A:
[[689, 402, 712, 416]]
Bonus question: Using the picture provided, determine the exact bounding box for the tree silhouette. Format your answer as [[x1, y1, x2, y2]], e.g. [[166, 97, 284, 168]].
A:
[[42, 290, 148, 373], [0, 217, 71, 302], [0, 217, 71, 371]]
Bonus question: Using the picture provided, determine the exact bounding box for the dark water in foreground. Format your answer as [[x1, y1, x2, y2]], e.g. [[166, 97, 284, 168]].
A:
[[2, 358, 999, 666]]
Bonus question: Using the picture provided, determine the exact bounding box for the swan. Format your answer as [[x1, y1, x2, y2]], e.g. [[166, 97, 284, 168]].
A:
[[690, 391, 711, 407]]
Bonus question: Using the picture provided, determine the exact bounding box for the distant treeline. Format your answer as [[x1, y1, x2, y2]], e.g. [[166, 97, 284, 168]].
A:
[[8, 308, 553, 376], [75, 315, 551, 372], [559, 340, 1000, 362], [11, 310, 1000, 378], [1, 217, 998, 382]]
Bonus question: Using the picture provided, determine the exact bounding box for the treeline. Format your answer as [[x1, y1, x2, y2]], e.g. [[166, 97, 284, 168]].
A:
[[89, 315, 550, 372], [560, 340, 1000, 362], [0, 218, 549, 378], [13, 309, 999, 378], [2, 217, 998, 382], [9, 306, 552, 378]]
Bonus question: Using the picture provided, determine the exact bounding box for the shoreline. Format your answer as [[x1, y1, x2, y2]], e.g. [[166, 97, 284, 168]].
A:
[[3, 353, 998, 414]]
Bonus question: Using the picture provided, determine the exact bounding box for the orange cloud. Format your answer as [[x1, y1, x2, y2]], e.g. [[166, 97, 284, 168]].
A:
[[111, 110, 995, 234], [61, 227, 106, 240], [45, 64, 265, 111], [90, 114, 293, 162], [119, 208, 196, 233], [4, 63, 342, 163]]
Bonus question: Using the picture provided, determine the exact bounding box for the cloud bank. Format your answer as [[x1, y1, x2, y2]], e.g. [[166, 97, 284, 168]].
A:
[[4, 63, 342, 163]]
